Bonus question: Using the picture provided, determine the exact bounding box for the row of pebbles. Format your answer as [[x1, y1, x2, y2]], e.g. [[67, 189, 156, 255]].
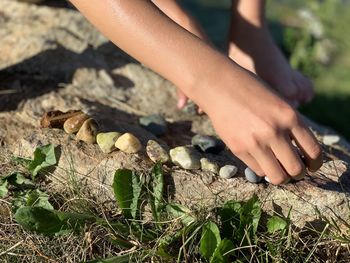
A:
[[41, 111, 262, 183]]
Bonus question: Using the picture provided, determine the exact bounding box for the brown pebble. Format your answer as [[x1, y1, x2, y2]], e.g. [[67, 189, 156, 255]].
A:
[[76, 118, 99, 144], [40, 110, 82, 128], [64, 113, 90, 134]]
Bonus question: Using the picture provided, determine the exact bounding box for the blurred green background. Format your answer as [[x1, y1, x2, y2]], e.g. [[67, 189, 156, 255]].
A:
[[179, 0, 350, 139]]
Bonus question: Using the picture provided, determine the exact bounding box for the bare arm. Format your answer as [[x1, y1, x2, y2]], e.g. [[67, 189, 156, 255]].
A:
[[70, 0, 322, 184], [69, 0, 219, 99]]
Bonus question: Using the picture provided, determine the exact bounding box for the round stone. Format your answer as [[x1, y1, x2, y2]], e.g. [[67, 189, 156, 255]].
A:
[[96, 132, 122, 153], [139, 114, 167, 136], [169, 146, 201, 170], [191, 134, 225, 154], [64, 113, 89, 134], [146, 140, 169, 163], [115, 133, 142, 153], [244, 167, 263, 184], [76, 118, 99, 144], [323, 135, 340, 146], [219, 165, 238, 179], [200, 158, 219, 174]]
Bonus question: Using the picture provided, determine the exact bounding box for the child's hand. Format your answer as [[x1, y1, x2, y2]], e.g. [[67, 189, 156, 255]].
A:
[[71, 0, 322, 184], [192, 64, 322, 184]]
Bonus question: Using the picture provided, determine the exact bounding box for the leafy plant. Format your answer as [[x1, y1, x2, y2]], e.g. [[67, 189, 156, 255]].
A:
[[13, 144, 58, 179]]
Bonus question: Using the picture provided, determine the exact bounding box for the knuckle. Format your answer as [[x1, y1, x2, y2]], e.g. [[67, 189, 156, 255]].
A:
[[283, 107, 299, 126], [288, 162, 305, 177], [260, 124, 279, 140]]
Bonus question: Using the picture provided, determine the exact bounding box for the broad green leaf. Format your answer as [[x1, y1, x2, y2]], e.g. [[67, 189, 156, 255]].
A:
[[267, 215, 288, 234], [109, 236, 135, 249], [166, 203, 195, 226], [15, 206, 95, 235], [15, 206, 64, 234], [12, 189, 53, 211], [210, 239, 234, 263], [200, 221, 221, 260], [219, 200, 241, 239], [150, 163, 164, 221], [0, 180, 9, 198], [27, 144, 57, 177], [113, 169, 142, 219]]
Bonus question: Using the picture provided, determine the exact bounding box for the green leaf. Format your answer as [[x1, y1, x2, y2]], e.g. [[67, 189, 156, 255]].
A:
[[267, 215, 288, 234], [113, 169, 142, 219], [15, 206, 65, 234], [219, 200, 241, 239], [27, 144, 57, 178], [150, 163, 164, 221], [219, 195, 261, 244], [210, 239, 234, 263], [166, 203, 195, 226], [0, 180, 9, 198], [12, 189, 53, 211], [200, 221, 221, 261], [240, 195, 261, 236], [15, 206, 95, 235]]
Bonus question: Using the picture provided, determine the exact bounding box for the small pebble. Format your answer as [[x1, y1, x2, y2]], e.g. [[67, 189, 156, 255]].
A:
[[322, 135, 340, 146], [76, 118, 99, 144], [200, 158, 219, 174], [146, 140, 169, 163], [96, 132, 122, 153], [244, 167, 263, 183], [40, 110, 82, 129], [115, 133, 142, 153], [182, 101, 198, 115], [139, 114, 167, 136], [169, 146, 201, 170], [64, 113, 89, 134], [192, 134, 225, 154], [219, 165, 238, 179]]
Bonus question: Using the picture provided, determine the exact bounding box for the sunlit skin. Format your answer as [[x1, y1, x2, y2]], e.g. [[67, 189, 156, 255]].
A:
[[70, 0, 323, 185]]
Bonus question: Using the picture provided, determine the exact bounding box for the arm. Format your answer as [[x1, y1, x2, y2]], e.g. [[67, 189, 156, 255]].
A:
[[70, 0, 322, 184]]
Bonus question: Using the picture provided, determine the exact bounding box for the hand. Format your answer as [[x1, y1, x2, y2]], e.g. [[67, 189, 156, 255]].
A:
[[194, 64, 323, 185]]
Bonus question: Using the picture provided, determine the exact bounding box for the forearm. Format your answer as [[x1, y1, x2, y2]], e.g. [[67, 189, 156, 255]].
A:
[[232, 0, 266, 27], [151, 0, 207, 40], [70, 0, 224, 98]]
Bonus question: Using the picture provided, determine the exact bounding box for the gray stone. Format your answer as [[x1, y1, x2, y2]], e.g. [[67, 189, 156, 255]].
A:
[[200, 158, 219, 174], [139, 114, 167, 136], [146, 140, 169, 163], [219, 165, 238, 179], [244, 167, 263, 184], [96, 132, 122, 153], [169, 146, 201, 170], [191, 134, 225, 154]]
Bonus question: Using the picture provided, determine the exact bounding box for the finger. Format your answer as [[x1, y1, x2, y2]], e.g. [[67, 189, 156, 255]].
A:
[[235, 152, 264, 176], [177, 89, 188, 109], [271, 135, 306, 178], [293, 72, 314, 103], [252, 147, 290, 185], [291, 121, 323, 172]]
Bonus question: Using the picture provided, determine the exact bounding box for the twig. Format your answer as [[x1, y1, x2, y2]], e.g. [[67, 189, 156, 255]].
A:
[[0, 240, 24, 256]]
